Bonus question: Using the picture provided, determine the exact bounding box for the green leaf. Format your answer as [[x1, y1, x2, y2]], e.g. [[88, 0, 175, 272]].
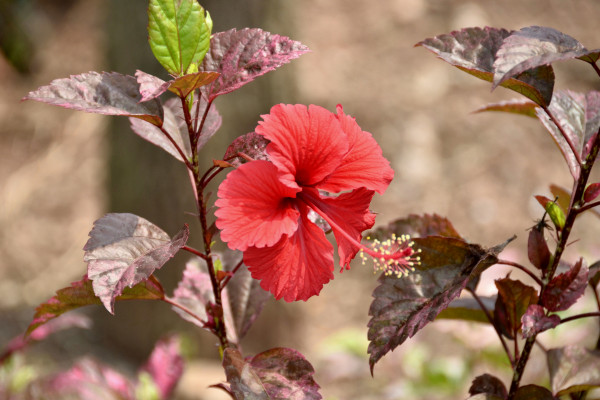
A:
[[148, 0, 212, 76]]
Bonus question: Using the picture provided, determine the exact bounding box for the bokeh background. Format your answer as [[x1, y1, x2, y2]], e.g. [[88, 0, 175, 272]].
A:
[[1, 0, 600, 399]]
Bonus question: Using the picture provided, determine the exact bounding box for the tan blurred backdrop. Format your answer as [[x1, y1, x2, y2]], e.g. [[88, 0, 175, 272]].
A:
[[1, 1, 600, 399]]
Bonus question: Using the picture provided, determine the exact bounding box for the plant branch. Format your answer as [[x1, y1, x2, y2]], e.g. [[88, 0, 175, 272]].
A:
[[541, 105, 583, 167], [576, 200, 600, 214], [467, 288, 515, 367], [220, 258, 245, 289], [194, 97, 214, 146], [497, 259, 543, 286], [558, 312, 600, 325], [590, 61, 600, 80], [182, 245, 209, 261], [158, 125, 194, 171]]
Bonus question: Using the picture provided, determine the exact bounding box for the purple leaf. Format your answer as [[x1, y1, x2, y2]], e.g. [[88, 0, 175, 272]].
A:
[[24, 71, 164, 126], [548, 345, 600, 396], [416, 27, 554, 106], [223, 131, 270, 166], [130, 98, 193, 162], [469, 373, 508, 398], [513, 385, 555, 400], [521, 304, 560, 338], [528, 224, 551, 271], [368, 236, 508, 373], [201, 28, 309, 100], [494, 277, 539, 339], [584, 182, 600, 203], [537, 91, 600, 178], [136, 69, 220, 101], [367, 213, 463, 241], [1, 313, 91, 363], [26, 275, 164, 336], [493, 26, 600, 89], [223, 347, 322, 400], [43, 358, 134, 400], [170, 258, 216, 329], [140, 336, 184, 400], [84, 213, 188, 314], [474, 99, 539, 117], [542, 258, 588, 311]]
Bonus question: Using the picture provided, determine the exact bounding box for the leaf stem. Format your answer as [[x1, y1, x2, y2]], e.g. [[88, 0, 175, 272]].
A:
[[467, 288, 515, 367], [162, 296, 206, 326], [220, 258, 245, 289], [158, 125, 194, 171], [541, 105, 583, 167], [497, 259, 543, 286], [576, 200, 600, 214], [182, 245, 209, 261], [589, 61, 600, 80], [558, 312, 600, 325]]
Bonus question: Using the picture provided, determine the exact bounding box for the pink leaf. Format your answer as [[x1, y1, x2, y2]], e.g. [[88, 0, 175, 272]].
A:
[[223, 131, 270, 166], [542, 258, 588, 311], [521, 304, 560, 338], [24, 71, 163, 125], [201, 28, 309, 100], [584, 182, 600, 203], [140, 336, 184, 400], [84, 213, 188, 313]]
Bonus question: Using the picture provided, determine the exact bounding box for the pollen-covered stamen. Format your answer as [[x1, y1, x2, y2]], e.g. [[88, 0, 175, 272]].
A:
[[298, 193, 419, 273], [359, 234, 421, 277]]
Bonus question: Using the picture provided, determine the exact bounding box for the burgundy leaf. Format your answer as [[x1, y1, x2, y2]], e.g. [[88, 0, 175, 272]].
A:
[[537, 91, 600, 178], [416, 27, 554, 106], [548, 345, 600, 396], [84, 213, 188, 313], [223, 131, 270, 166], [140, 336, 184, 400], [494, 277, 539, 339], [584, 182, 600, 203], [24, 71, 164, 126], [130, 98, 193, 162], [223, 347, 322, 400], [521, 304, 560, 338], [26, 275, 164, 336], [527, 224, 551, 271], [201, 28, 309, 100], [136, 69, 220, 101], [469, 373, 508, 398], [1, 314, 91, 363], [494, 26, 600, 89], [436, 296, 495, 323], [513, 384, 555, 400], [367, 213, 463, 241], [43, 358, 134, 400], [542, 258, 588, 311], [589, 260, 600, 288], [368, 236, 509, 373], [473, 99, 539, 118]]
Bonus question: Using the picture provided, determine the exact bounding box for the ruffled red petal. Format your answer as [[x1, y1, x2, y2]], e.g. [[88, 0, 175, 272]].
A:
[[215, 160, 301, 251], [301, 187, 376, 269], [318, 105, 394, 194], [243, 206, 334, 301], [256, 104, 348, 189]]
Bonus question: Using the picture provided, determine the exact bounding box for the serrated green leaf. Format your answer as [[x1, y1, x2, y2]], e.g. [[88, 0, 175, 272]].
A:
[[148, 0, 212, 76]]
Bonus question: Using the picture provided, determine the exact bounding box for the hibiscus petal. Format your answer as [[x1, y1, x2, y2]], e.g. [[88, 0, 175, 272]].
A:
[[243, 207, 334, 301], [318, 105, 394, 194], [215, 160, 301, 251], [303, 187, 376, 269], [256, 104, 348, 188]]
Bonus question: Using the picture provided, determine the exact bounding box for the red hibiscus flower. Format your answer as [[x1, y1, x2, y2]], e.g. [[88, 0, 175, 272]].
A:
[[215, 104, 416, 301]]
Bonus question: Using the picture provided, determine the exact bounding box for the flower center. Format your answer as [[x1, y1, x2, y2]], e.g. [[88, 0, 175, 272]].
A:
[[298, 191, 420, 276]]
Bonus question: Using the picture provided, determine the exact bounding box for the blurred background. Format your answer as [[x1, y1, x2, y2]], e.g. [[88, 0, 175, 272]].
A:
[[1, 0, 600, 399]]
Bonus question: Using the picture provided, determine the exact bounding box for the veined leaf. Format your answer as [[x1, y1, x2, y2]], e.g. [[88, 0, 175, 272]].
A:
[[148, 0, 211, 76], [223, 131, 270, 166], [521, 304, 560, 338], [367, 213, 463, 241], [136, 69, 220, 101], [436, 297, 495, 323], [494, 277, 538, 339], [84, 213, 188, 313], [548, 345, 600, 396], [201, 28, 309, 100], [541, 258, 588, 311], [416, 27, 554, 106], [223, 347, 321, 400], [494, 26, 600, 89], [23, 71, 163, 125]]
